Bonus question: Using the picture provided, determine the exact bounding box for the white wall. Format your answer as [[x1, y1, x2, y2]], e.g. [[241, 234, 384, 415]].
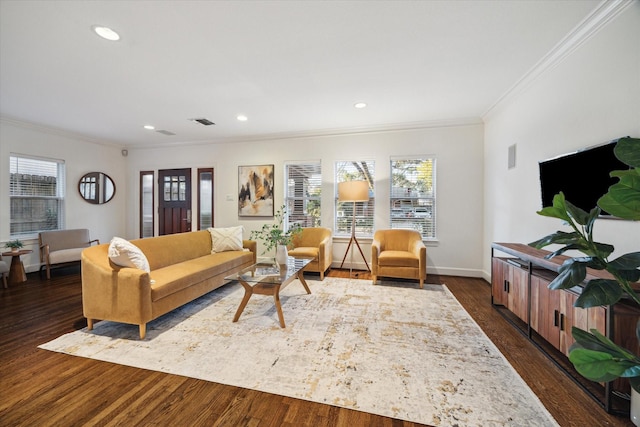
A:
[[0, 119, 127, 271], [126, 123, 485, 278], [483, 3, 640, 279]]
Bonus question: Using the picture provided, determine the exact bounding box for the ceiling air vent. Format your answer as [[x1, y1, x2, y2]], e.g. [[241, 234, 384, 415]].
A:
[[156, 129, 176, 136], [189, 118, 215, 126]]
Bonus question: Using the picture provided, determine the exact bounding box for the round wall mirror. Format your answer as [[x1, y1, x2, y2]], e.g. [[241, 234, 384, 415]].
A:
[[78, 172, 115, 204]]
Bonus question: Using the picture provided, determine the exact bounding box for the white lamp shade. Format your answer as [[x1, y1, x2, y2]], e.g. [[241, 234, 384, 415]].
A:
[[338, 181, 369, 202]]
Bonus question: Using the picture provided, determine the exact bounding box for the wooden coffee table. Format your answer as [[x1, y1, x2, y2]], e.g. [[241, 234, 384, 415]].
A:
[[226, 257, 312, 328]]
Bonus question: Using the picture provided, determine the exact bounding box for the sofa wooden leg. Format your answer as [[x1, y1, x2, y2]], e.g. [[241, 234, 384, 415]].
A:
[[87, 318, 94, 331], [139, 324, 146, 340], [46, 265, 50, 280]]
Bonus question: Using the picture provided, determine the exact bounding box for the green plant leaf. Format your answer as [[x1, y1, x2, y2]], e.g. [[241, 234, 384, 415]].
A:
[[529, 231, 582, 250], [564, 199, 591, 226], [548, 259, 586, 290], [536, 193, 572, 222], [569, 348, 627, 382], [597, 169, 640, 220], [614, 137, 640, 168], [575, 279, 623, 308]]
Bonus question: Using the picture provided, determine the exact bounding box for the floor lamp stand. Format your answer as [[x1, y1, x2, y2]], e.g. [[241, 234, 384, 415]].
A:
[[339, 201, 370, 276]]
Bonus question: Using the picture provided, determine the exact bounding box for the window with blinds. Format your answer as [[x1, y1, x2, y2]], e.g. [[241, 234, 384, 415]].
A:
[[284, 161, 322, 229], [390, 157, 436, 240], [9, 154, 65, 238], [335, 161, 374, 237]]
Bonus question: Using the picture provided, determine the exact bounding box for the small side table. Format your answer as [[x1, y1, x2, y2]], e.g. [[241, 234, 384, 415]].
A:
[[1, 250, 33, 285]]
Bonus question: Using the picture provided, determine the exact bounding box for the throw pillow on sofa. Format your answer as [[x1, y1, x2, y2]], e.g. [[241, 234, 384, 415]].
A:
[[108, 237, 151, 273], [208, 226, 243, 253]]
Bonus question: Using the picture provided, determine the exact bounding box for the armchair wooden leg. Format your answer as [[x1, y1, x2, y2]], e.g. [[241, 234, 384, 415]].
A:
[[139, 324, 146, 340], [419, 278, 424, 289], [372, 275, 377, 285], [87, 318, 94, 331]]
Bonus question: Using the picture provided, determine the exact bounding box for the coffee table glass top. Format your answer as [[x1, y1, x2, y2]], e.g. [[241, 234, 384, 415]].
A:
[[226, 256, 312, 285]]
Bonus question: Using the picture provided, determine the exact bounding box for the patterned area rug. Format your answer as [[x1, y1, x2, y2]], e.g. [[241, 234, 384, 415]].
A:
[[40, 277, 557, 426]]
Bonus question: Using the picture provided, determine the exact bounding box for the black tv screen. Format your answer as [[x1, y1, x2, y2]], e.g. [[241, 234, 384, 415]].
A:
[[539, 140, 628, 216]]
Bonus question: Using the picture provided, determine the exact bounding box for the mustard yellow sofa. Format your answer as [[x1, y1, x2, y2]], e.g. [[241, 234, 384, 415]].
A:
[[288, 227, 333, 280], [81, 230, 256, 339], [371, 229, 426, 288]]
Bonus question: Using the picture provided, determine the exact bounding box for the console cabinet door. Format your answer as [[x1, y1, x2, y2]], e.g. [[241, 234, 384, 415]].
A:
[[491, 258, 508, 306], [508, 265, 529, 323], [531, 275, 560, 348]]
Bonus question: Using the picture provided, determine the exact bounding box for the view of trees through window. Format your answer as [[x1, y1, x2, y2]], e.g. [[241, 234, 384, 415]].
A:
[[335, 161, 375, 237], [284, 162, 322, 230], [390, 158, 436, 239]]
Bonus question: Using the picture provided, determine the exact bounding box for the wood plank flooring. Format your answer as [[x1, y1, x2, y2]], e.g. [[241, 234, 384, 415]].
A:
[[0, 266, 632, 426]]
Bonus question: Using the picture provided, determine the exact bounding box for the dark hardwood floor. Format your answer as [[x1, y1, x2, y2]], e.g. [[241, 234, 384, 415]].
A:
[[0, 266, 632, 426]]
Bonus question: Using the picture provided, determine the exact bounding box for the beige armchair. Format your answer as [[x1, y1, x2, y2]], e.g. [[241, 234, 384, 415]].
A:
[[288, 227, 333, 280], [39, 229, 99, 279], [371, 229, 426, 288]]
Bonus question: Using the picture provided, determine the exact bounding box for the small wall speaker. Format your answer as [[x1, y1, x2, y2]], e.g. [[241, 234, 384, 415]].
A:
[[508, 144, 516, 169], [121, 149, 128, 157]]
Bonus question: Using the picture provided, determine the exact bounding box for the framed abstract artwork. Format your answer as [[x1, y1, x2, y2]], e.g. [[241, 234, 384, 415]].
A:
[[238, 164, 274, 217]]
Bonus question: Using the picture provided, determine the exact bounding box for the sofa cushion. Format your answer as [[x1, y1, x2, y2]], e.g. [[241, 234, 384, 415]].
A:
[[208, 226, 243, 253], [287, 246, 318, 259], [378, 250, 419, 267], [108, 237, 151, 272], [150, 250, 253, 301]]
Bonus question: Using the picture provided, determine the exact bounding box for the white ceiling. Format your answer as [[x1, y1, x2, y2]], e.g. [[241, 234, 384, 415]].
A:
[[0, 0, 604, 148]]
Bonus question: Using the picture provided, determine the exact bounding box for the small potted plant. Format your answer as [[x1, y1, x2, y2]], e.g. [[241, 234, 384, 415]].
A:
[[5, 239, 24, 252], [250, 205, 302, 264]]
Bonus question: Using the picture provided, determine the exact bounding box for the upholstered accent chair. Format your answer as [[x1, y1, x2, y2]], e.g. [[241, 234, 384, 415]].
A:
[[0, 254, 8, 288], [371, 229, 426, 288], [288, 227, 333, 280], [39, 229, 99, 279]]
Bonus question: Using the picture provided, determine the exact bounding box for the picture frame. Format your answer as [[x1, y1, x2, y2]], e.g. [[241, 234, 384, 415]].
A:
[[238, 164, 274, 217]]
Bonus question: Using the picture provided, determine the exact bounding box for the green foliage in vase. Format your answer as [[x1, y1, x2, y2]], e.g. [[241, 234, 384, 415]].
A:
[[529, 136, 640, 393], [250, 205, 302, 255], [4, 239, 24, 250]]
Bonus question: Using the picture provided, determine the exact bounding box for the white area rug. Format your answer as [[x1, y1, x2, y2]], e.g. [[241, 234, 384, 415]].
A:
[[40, 277, 557, 426]]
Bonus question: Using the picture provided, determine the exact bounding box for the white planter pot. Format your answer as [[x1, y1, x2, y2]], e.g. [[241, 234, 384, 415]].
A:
[[275, 245, 288, 266], [632, 387, 640, 427]]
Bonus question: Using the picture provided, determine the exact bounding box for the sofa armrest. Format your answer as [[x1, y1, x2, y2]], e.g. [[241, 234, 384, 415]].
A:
[[81, 245, 153, 325], [243, 240, 257, 264]]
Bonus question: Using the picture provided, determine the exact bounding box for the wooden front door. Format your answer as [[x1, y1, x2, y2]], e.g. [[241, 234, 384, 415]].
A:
[[158, 168, 191, 235]]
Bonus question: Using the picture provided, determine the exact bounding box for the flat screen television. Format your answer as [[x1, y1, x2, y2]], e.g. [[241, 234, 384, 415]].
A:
[[538, 139, 628, 217]]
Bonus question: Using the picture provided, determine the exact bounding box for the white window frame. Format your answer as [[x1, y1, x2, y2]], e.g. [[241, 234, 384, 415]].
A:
[[334, 160, 375, 237], [9, 153, 66, 239], [390, 156, 436, 240]]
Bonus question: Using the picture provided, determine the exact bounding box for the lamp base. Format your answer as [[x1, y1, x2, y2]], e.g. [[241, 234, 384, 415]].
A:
[[339, 234, 370, 272]]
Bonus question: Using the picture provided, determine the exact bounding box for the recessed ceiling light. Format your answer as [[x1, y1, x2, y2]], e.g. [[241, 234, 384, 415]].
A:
[[237, 115, 248, 122], [143, 125, 155, 130], [92, 25, 120, 41], [354, 102, 367, 109]]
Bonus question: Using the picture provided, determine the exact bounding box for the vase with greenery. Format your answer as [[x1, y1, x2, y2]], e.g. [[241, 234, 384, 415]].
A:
[[250, 205, 302, 262], [5, 239, 24, 252], [529, 137, 640, 415]]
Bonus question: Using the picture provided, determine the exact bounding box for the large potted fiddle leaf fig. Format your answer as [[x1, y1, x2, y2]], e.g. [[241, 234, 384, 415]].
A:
[[529, 137, 640, 420]]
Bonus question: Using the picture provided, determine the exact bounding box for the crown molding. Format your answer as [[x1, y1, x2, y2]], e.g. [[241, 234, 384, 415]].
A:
[[0, 116, 124, 148], [482, 0, 635, 120], [130, 117, 485, 151]]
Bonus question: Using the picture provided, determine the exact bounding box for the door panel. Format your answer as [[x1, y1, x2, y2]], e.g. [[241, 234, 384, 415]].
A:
[[158, 168, 191, 235]]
